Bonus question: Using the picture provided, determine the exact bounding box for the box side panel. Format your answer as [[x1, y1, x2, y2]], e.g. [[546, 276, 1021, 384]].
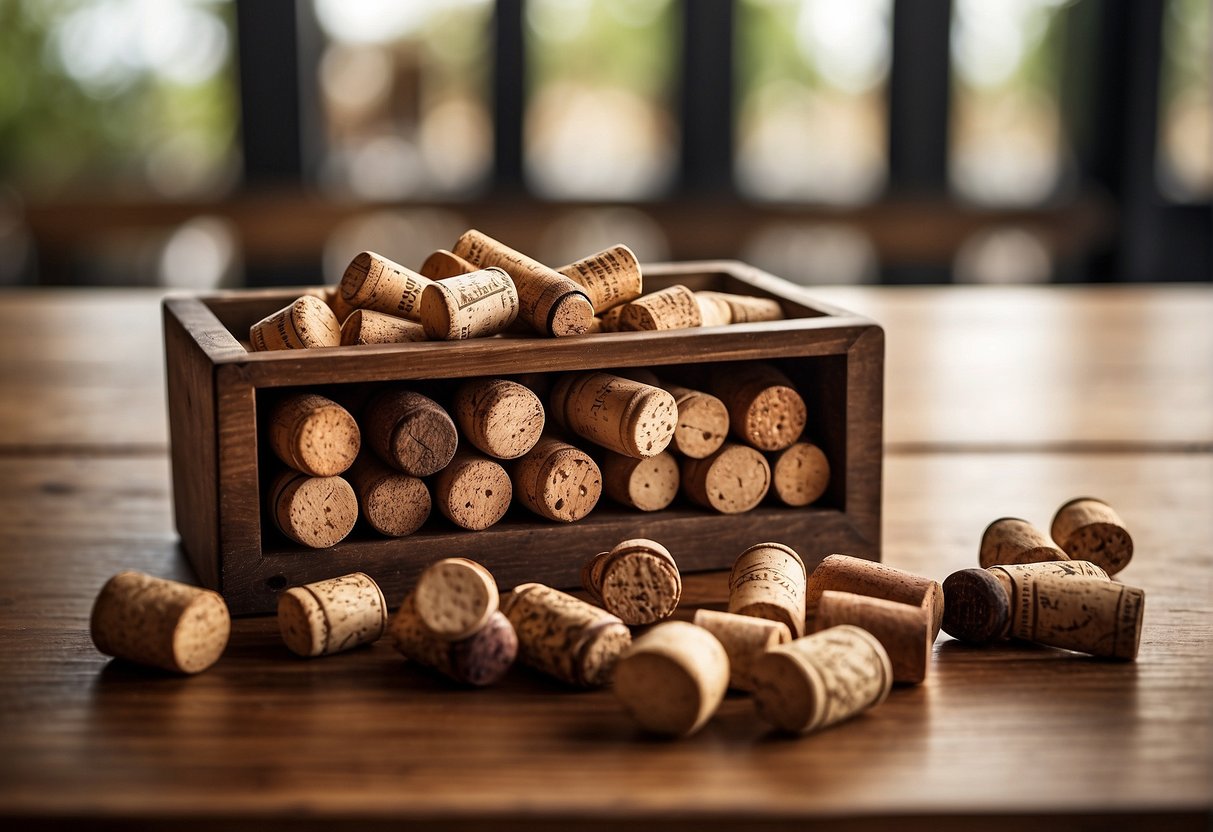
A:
[[215, 364, 263, 581]]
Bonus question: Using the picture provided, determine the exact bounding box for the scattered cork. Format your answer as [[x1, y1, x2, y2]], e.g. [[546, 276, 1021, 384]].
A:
[[1049, 497, 1134, 575], [277, 572, 387, 658], [557, 244, 643, 314], [812, 591, 933, 684], [419, 249, 478, 280], [420, 267, 520, 340], [433, 449, 513, 531], [452, 378, 545, 460], [268, 393, 361, 477], [979, 517, 1069, 569], [339, 251, 433, 321], [267, 470, 359, 549], [391, 592, 517, 686], [511, 436, 602, 522], [805, 554, 944, 641], [619, 285, 702, 331], [582, 538, 682, 625], [691, 608, 791, 692], [549, 371, 678, 459], [413, 558, 500, 642], [363, 389, 459, 477], [769, 441, 830, 507], [729, 542, 808, 638], [600, 450, 680, 512], [996, 570, 1144, 659], [249, 295, 341, 351], [711, 362, 807, 452], [695, 291, 784, 324], [681, 442, 771, 514], [346, 452, 431, 537], [340, 309, 427, 346]]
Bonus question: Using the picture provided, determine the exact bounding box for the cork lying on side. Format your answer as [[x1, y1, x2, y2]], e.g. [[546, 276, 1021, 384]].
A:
[[711, 362, 807, 452], [681, 443, 771, 514], [691, 608, 791, 692], [250, 295, 341, 352], [811, 591, 933, 684], [363, 389, 459, 477], [979, 517, 1069, 569], [268, 393, 360, 477], [339, 251, 433, 321], [267, 470, 359, 549], [549, 372, 678, 459], [391, 593, 517, 686], [340, 309, 427, 346], [1050, 497, 1134, 575], [805, 554, 945, 642], [420, 267, 520, 341], [511, 435, 602, 522], [769, 442, 830, 507], [557, 244, 643, 314], [452, 379, 545, 461], [346, 452, 431, 537], [278, 572, 387, 658], [619, 285, 702, 331], [433, 449, 513, 531], [582, 538, 682, 626], [501, 583, 631, 687]]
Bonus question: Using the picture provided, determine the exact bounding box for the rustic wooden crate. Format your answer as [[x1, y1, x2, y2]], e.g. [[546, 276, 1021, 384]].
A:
[[163, 261, 883, 615]]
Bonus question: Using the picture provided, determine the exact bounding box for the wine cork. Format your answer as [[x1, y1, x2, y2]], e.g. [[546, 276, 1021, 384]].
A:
[[420, 268, 520, 340], [711, 362, 807, 452], [613, 621, 729, 737], [419, 249, 478, 280], [991, 559, 1111, 581], [681, 442, 771, 514], [325, 286, 357, 325], [557, 244, 643, 314], [501, 583, 632, 686], [770, 442, 830, 507], [340, 309, 427, 346], [999, 571, 1145, 660], [277, 572, 387, 658], [812, 591, 932, 684], [268, 470, 359, 549], [268, 393, 360, 477], [695, 292, 732, 327], [729, 542, 808, 638], [339, 251, 433, 321], [1049, 497, 1134, 576], [549, 372, 678, 459], [619, 285, 702, 331], [979, 517, 1069, 569], [695, 291, 784, 324], [346, 452, 431, 537], [363, 390, 459, 477], [654, 382, 727, 459], [90, 571, 230, 674], [452, 229, 594, 337], [805, 554, 945, 641], [433, 449, 513, 531], [452, 378, 545, 460], [511, 436, 602, 522], [582, 538, 681, 625], [600, 450, 680, 511], [413, 558, 499, 641], [751, 625, 893, 734], [691, 608, 791, 692], [391, 593, 517, 686], [249, 295, 341, 351], [599, 306, 626, 333]]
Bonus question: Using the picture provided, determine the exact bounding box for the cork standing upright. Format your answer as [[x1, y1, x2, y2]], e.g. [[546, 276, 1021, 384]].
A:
[[1049, 498, 1134, 575], [582, 538, 682, 625], [729, 542, 808, 638]]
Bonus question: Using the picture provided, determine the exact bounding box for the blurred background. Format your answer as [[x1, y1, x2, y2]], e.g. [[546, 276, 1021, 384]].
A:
[[0, 0, 1208, 289]]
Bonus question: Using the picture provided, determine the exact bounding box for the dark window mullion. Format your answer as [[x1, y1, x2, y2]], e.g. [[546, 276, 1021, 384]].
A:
[[680, 0, 734, 194]]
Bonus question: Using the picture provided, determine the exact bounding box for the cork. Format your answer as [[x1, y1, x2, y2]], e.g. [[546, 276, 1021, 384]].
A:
[[600, 450, 680, 511], [556, 244, 643, 314], [325, 286, 357, 326], [990, 559, 1111, 581], [433, 449, 513, 531], [413, 558, 500, 641], [582, 538, 681, 625], [511, 436, 602, 522], [805, 554, 945, 641], [1049, 497, 1134, 576], [268, 393, 361, 477], [691, 608, 791, 692], [509, 372, 551, 401], [711, 362, 807, 452], [695, 291, 784, 324], [662, 382, 730, 459], [340, 309, 427, 346], [549, 372, 678, 459], [346, 452, 431, 537], [391, 593, 517, 686], [751, 625, 893, 734], [613, 621, 730, 738], [729, 542, 808, 638], [419, 248, 478, 280], [500, 583, 632, 686], [979, 517, 1069, 569], [339, 251, 433, 321], [619, 285, 702, 331], [420, 267, 520, 340], [363, 389, 459, 477], [452, 229, 594, 337], [452, 378, 545, 460], [249, 295, 342, 351], [90, 571, 230, 674], [812, 591, 932, 684], [598, 306, 626, 333], [268, 470, 359, 549], [997, 571, 1145, 660], [769, 441, 830, 507], [695, 292, 732, 327], [681, 442, 771, 514], [277, 572, 387, 658]]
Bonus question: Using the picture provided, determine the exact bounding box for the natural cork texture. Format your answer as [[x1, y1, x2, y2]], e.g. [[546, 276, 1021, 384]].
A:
[[433, 449, 513, 531], [813, 591, 933, 684], [501, 583, 632, 687], [695, 292, 732, 327], [268, 393, 361, 477], [420, 268, 520, 340], [363, 389, 459, 477], [340, 309, 427, 346], [979, 517, 1069, 569], [339, 251, 433, 321], [729, 542, 808, 638], [770, 442, 830, 507], [991, 559, 1111, 581], [751, 625, 893, 734], [613, 621, 730, 738], [619, 285, 702, 331], [692, 608, 791, 692], [598, 306, 626, 333], [999, 571, 1145, 660], [549, 372, 678, 459], [452, 229, 594, 337], [511, 435, 602, 522], [695, 291, 784, 324], [249, 295, 341, 352], [391, 593, 517, 686], [346, 452, 431, 537], [452, 379, 545, 460], [277, 572, 387, 658], [90, 571, 230, 674], [660, 382, 729, 459], [325, 286, 357, 326], [805, 554, 945, 641], [582, 538, 682, 626], [711, 362, 807, 452], [1050, 497, 1134, 576], [268, 470, 359, 549], [600, 450, 679, 512], [557, 244, 643, 314], [419, 249, 478, 280], [681, 442, 771, 514], [413, 558, 500, 642]]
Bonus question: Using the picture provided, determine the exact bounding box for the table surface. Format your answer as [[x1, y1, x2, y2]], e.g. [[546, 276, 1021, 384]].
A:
[[1, 285, 1210, 831]]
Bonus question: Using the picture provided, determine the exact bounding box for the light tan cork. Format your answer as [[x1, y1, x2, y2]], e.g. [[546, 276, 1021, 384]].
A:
[[979, 517, 1069, 569], [619, 285, 702, 331], [433, 449, 513, 531], [391, 592, 517, 686], [805, 554, 945, 641], [582, 538, 682, 625], [990, 559, 1110, 581], [998, 571, 1145, 660], [413, 558, 500, 642], [452, 378, 545, 460], [600, 450, 680, 512], [268, 471, 359, 548], [613, 621, 729, 738], [681, 442, 771, 514], [751, 625, 893, 734], [692, 608, 791, 692], [770, 441, 830, 507], [661, 382, 729, 459], [1049, 497, 1134, 576], [90, 571, 230, 674], [729, 542, 808, 638], [695, 292, 733, 327], [511, 435, 602, 522], [325, 286, 357, 326], [346, 452, 431, 537], [339, 251, 433, 321], [557, 244, 643, 314], [277, 572, 387, 658], [501, 583, 632, 687], [813, 591, 932, 685], [340, 309, 427, 346], [363, 389, 459, 477], [549, 372, 678, 459], [419, 249, 478, 280], [420, 267, 520, 340], [695, 291, 784, 324], [711, 362, 807, 452], [249, 295, 341, 352], [268, 393, 361, 477], [452, 229, 594, 337]]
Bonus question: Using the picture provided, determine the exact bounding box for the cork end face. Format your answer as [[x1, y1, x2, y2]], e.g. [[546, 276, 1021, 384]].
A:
[[942, 569, 1010, 644], [624, 452, 680, 511], [1058, 523, 1133, 576], [339, 252, 374, 300], [390, 404, 459, 477], [672, 393, 729, 459], [751, 649, 822, 733], [172, 591, 231, 673], [448, 611, 519, 686], [293, 404, 361, 477], [576, 623, 632, 687], [614, 650, 708, 737], [475, 382, 545, 460], [438, 458, 512, 530], [419, 284, 458, 340], [627, 389, 678, 458], [363, 473, 431, 537], [292, 296, 342, 348], [600, 551, 682, 625], [741, 386, 808, 452], [548, 292, 596, 337], [279, 476, 359, 549], [538, 448, 602, 522], [277, 588, 326, 657], [702, 445, 771, 513], [414, 558, 500, 641], [772, 442, 831, 507]]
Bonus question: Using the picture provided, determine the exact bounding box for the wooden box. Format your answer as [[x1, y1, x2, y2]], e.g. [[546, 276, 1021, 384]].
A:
[[163, 261, 883, 615]]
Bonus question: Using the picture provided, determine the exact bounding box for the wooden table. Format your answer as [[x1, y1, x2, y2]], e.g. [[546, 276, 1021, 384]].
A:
[[1, 285, 1209, 831]]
